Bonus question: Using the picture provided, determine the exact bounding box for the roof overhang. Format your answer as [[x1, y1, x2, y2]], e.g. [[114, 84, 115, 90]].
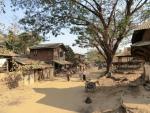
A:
[[53, 60, 72, 65]]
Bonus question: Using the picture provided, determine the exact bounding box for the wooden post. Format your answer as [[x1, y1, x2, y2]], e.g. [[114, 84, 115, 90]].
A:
[[6, 59, 9, 72], [144, 62, 150, 82]]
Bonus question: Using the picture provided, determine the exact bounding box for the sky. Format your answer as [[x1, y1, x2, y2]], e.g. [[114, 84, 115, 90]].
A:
[[0, 0, 89, 54]]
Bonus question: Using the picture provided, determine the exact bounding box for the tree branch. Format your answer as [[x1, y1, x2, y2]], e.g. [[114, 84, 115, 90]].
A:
[[72, 0, 98, 17], [107, 0, 118, 27], [84, 0, 99, 13], [131, 0, 148, 15], [92, 0, 107, 28]]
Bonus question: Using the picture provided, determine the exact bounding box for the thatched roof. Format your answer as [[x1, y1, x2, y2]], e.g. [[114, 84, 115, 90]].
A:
[[0, 47, 17, 57], [116, 47, 131, 57], [135, 20, 150, 30], [14, 57, 52, 70]]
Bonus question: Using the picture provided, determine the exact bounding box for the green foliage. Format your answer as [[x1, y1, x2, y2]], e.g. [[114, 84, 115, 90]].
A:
[[18, 32, 43, 54], [141, 2, 150, 20], [5, 31, 19, 52], [5, 72, 22, 89], [65, 45, 75, 62], [5, 31, 43, 54], [0, 0, 5, 14], [86, 50, 104, 63]]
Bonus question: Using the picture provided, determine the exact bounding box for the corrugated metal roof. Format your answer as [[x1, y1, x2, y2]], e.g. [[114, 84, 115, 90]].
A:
[[53, 60, 72, 65], [135, 20, 150, 30], [30, 43, 65, 49], [131, 41, 150, 47]]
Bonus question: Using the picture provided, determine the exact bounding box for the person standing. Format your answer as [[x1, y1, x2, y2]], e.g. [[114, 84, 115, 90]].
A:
[[79, 71, 83, 80], [83, 70, 87, 81], [66, 69, 71, 81]]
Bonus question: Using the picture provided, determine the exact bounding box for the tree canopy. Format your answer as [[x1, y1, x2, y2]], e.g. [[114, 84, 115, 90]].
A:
[[0, 0, 5, 14], [5, 31, 43, 54], [86, 49, 104, 63], [11, 0, 150, 74]]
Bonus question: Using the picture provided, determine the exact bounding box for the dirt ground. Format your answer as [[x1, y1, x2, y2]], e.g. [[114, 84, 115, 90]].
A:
[[0, 67, 150, 113]]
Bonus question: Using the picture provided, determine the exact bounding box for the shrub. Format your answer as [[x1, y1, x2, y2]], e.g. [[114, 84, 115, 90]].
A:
[[4, 72, 22, 89]]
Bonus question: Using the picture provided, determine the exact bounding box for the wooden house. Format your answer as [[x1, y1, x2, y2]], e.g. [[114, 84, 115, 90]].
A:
[[131, 21, 150, 60], [30, 43, 71, 72], [75, 53, 85, 61], [74, 53, 87, 71], [131, 20, 150, 81]]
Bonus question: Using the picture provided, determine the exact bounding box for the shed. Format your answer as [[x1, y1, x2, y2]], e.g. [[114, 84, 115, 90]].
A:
[[14, 57, 54, 85], [0, 47, 17, 72]]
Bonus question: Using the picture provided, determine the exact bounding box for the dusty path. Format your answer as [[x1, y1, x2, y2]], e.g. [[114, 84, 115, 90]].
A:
[[1, 67, 150, 113], [0, 67, 101, 113]]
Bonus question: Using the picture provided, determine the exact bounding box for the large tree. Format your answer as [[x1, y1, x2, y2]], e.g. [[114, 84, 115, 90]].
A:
[[11, 0, 149, 75]]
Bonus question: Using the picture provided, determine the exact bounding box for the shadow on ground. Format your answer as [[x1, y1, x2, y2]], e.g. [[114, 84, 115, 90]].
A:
[[33, 86, 85, 112], [33, 76, 150, 113]]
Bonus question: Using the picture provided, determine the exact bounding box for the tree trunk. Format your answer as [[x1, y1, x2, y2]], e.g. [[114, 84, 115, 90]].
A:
[[105, 56, 113, 77]]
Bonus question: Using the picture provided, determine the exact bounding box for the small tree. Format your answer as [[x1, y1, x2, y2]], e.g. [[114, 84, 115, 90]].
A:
[[18, 32, 43, 54], [5, 31, 43, 54], [86, 49, 104, 64], [5, 30, 19, 52], [65, 45, 75, 62]]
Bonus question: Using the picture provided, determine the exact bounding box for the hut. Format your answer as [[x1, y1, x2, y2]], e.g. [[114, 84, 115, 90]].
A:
[[131, 20, 150, 81], [115, 47, 132, 63], [14, 57, 54, 85]]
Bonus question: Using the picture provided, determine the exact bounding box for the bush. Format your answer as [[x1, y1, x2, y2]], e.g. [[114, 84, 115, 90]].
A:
[[4, 72, 22, 89]]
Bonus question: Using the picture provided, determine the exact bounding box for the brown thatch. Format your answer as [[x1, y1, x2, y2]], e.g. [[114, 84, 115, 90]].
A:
[[14, 57, 52, 70], [0, 47, 17, 57], [116, 47, 131, 57], [135, 20, 150, 30]]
